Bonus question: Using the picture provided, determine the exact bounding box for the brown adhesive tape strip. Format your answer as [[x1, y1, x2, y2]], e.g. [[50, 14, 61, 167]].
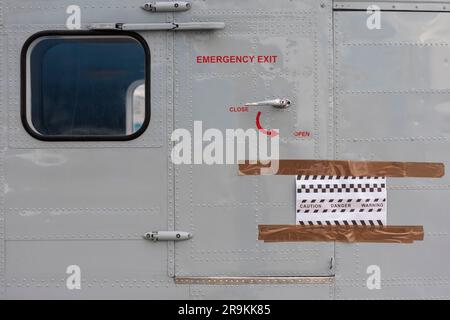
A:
[[258, 225, 424, 243], [238, 160, 445, 178]]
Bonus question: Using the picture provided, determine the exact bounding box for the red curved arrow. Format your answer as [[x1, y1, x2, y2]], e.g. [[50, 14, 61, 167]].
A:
[[256, 112, 279, 137]]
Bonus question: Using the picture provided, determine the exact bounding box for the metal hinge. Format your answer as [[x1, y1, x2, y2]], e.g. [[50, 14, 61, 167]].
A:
[[144, 231, 193, 241], [142, 1, 191, 12], [88, 22, 225, 31]]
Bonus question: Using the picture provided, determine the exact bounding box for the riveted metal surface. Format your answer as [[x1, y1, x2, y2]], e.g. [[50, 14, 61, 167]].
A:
[[1, 0, 178, 299], [1, 0, 160, 26], [4, 241, 189, 299], [5, 275, 187, 300], [3, 0, 450, 300], [3, 149, 166, 209], [4, 208, 161, 240], [174, 0, 335, 279], [334, 9, 450, 299]]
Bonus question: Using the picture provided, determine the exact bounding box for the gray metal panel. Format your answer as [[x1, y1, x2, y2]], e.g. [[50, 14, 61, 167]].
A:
[[336, 93, 450, 139], [335, 9, 450, 44], [4, 149, 165, 209], [337, 46, 450, 92], [335, 240, 450, 299], [4, 0, 450, 300], [4, 241, 189, 299], [175, 205, 333, 277], [334, 10, 450, 299], [2, 0, 168, 149], [0, 0, 180, 299], [5, 208, 160, 241], [0, 0, 337, 298], [174, 0, 335, 276], [1, 0, 166, 26]]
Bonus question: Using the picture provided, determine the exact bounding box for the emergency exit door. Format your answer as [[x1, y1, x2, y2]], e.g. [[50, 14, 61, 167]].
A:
[[173, 0, 334, 277]]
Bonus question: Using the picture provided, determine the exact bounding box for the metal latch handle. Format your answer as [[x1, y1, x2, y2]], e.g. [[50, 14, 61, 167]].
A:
[[144, 231, 193, 241], [245, 98, 291, 109]]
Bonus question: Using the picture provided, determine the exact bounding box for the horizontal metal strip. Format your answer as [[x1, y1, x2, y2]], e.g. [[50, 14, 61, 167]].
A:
[[175, 276, 334, 285], [4, 208, 159, 215], [340, 42, 450, 47], [238, 160, 445, 178], [334, 1, 450, 12], [5, 236, 143, 241], [338, 90, 450, 94], [338, 137, 450, 143], [259, 225, 424, 243]]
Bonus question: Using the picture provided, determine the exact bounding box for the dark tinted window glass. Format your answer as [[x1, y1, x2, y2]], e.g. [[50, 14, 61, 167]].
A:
[[26, 35, 148, 138]]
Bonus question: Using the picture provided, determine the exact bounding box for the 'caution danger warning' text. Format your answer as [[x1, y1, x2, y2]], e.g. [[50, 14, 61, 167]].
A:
[[296, 176, 387, 226]]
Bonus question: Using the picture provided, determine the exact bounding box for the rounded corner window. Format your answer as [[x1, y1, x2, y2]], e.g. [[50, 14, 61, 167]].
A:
[[21, 31, 150, 141]]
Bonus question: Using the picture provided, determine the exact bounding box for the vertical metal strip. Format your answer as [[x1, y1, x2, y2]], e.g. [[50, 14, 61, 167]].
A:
[[0, 153, 5, 299], [166, 9, 175, 278], [326, 1, 337, 299], [331, 9, 339, 299], [327, 1, 335, 160], [333, 7, 340, 160], [0, 0, 5, 299], [313, 6, 320, 159]]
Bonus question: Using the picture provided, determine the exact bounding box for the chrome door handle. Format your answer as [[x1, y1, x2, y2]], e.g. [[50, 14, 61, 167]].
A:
[[245, 98, 291, 109]]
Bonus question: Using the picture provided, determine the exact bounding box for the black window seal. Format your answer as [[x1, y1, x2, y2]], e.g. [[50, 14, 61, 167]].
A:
[[20, 30, 151, 142]]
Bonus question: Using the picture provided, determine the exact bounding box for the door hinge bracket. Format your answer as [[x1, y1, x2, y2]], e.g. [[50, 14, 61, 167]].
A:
[[142, 1, 191, 12]]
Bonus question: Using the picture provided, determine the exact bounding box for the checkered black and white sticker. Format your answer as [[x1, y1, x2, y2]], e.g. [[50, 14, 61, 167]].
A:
[[296, 176, 387, 226]]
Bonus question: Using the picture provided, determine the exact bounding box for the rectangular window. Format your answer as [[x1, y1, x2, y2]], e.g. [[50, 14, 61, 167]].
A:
[[21, 31, 150, 141]]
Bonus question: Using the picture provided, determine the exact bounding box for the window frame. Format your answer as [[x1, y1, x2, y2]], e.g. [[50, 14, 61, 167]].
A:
[[20, 30, 151, 141]]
